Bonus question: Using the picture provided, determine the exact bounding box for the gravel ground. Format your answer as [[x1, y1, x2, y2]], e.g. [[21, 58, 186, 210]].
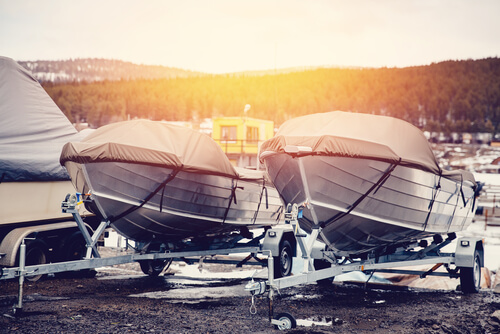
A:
[[1, 254, 500, 334]]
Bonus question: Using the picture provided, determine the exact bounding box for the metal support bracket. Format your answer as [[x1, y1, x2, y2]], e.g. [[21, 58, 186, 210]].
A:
[[286, 203, 320, 273], [62, 193, 109, 259]]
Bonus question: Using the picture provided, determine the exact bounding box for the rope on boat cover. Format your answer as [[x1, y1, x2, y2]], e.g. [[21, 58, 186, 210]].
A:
[[252, 177, 269, 224], [449, 174, 462, 229], [109, 168, 180, 223], [321, 158, 402, 228], [222, 178, 243, 224], [422, 172, 442, 231]]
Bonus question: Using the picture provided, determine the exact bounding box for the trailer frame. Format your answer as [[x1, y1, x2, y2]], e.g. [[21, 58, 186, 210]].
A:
[[245, 203, 484, 330], [0, 194, 295, 316]]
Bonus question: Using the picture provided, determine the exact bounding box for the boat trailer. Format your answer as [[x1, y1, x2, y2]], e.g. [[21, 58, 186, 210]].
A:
[[0, 194, 296, 316], [0, 198, 484, 331], [245, 203, 484, 330]]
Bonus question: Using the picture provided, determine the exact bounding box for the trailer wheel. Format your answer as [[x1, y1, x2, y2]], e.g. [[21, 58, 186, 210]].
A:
[[274, 240, 293, 278], [460, 250, 481, 293], [274, 312, 297, 330], [139, 258, 173, 276], [61, 231, 87, 261], [58, 231, 96, 278], [20, 240, 48, 282]]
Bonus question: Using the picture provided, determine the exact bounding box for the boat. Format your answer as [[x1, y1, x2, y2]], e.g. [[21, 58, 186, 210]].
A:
[[259, 111, 477, 257], [0, 56, 97, 275], [60, 120, 284, 243], [0, 55, 90, 231]]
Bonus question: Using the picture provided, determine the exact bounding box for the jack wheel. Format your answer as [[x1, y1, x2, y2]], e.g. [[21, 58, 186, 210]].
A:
[[139, 258, 173, 276], [460, 250, 481, 293], [274, 240, 293, 278], [274, 312, 297, 330]]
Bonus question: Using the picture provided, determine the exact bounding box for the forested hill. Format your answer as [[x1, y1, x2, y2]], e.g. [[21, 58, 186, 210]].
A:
[[19, 58, 201, 83], [41, 57, 500, 134]]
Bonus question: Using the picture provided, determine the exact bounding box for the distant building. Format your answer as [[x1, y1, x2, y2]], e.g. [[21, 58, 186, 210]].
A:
[[212, 117, 274, 168], [491, 141, 500, 148]]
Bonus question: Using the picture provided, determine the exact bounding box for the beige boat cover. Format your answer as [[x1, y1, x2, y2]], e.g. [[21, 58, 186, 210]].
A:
[[61, 120, 263, 180], [260, 111, 475, 184]]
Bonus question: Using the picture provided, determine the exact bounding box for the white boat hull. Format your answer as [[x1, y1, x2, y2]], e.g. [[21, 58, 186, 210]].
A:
[[263, 153, 476, 256], [70, 161, 283, 242], [0, 181, 77, 226]]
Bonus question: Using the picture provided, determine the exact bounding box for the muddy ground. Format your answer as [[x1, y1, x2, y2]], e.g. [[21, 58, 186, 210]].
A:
[[1, 256, 500, 334]]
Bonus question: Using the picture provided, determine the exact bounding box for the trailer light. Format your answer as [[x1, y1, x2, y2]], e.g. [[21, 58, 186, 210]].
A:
[[461, 240, 470, 247], [268, 231, 277, 237]]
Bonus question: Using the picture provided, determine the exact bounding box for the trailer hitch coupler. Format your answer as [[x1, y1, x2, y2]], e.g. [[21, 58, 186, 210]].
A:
[[245, 279, 267, 296]]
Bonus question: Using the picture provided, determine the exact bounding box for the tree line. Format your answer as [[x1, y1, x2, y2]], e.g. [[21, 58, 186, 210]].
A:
[[21, 58, 199, 84], [42, 57, 500, 135]]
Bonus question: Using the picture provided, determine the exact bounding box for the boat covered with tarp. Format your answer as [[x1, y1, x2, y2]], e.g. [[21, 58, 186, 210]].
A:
[[0, 56, 88, 227], [259, 111, 477, 256], [60, 120, 283, 242]]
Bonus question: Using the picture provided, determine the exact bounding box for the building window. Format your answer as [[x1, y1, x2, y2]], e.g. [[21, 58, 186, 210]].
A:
[[246, 126, 259, 143], [221, 126, 237, 142]]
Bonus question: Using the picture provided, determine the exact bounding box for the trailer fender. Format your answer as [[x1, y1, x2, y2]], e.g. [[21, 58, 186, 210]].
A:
[[0, 221, 81, 266], [454, 237, 484, 268], [261, 228, 296, 257]]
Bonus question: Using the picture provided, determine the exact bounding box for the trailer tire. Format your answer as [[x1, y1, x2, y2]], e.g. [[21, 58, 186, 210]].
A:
[[274, 240, 293, 278], [139, 258, 173, 276], [57, 231, 96, 278], [61, 231, 87, 261], [459, 250, 481, 293], [18, 240, 48, 282], [274, 312, 297, 330]]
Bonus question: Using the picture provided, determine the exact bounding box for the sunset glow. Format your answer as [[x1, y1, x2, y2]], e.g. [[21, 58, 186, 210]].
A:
[[1, 0, 499, 73]]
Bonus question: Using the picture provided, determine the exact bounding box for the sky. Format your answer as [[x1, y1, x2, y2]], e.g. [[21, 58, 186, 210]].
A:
[[0, 0, 499, 74]]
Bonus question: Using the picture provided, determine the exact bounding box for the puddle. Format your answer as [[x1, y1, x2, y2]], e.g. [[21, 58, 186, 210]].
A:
[[290, 294, 321, 300], [128, 283, 248, 303], [296, 316, 334, 327], [97, 274, 146, 280], [165, 275, 245, 287], [24, 293, 70, 302], [168, 263, 259, 280]]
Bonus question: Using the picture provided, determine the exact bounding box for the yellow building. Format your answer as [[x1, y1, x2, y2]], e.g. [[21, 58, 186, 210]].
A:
[[212, 117, 274, 168]]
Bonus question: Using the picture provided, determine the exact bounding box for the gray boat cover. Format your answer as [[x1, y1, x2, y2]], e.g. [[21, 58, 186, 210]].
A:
[[260, 111, 475, 184], [0, 56, 86, 182], [60, 119, 266, 181]]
